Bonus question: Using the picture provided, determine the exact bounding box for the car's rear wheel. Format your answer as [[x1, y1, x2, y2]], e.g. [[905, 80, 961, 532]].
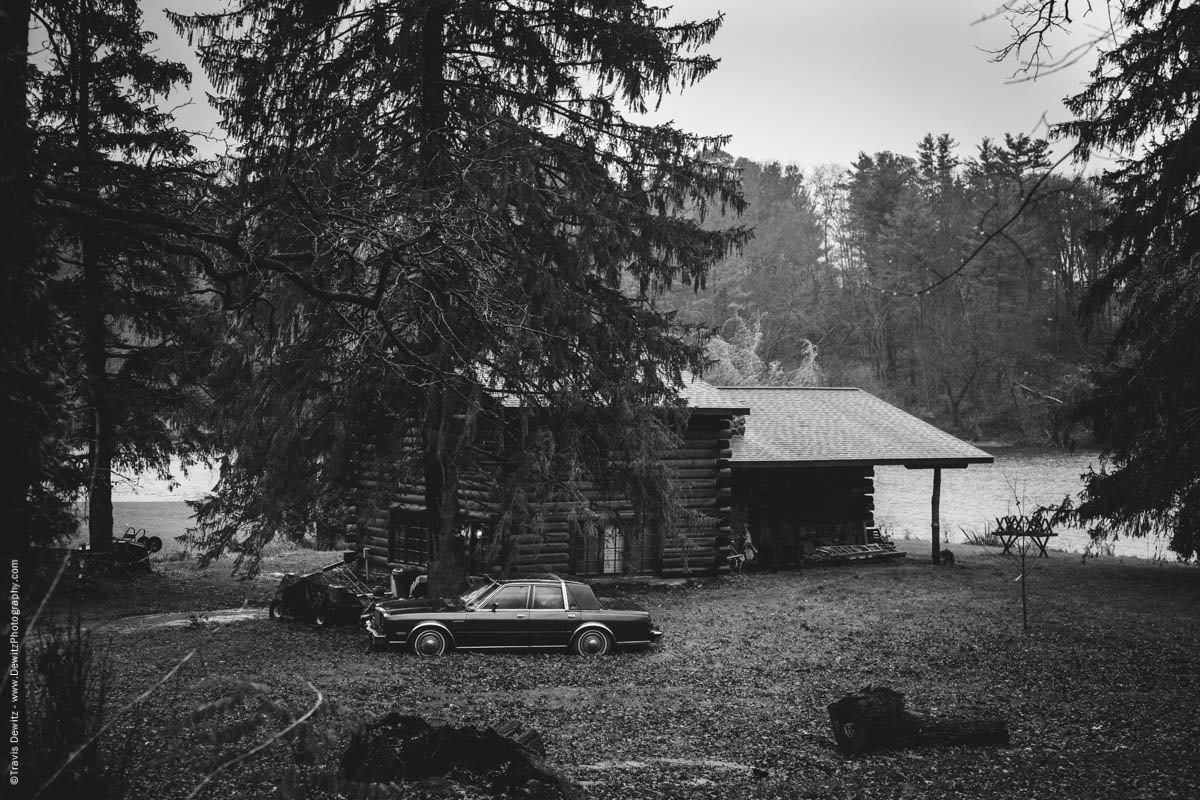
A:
[[572, 628, 612, 656], [411, 628, 449, 657]]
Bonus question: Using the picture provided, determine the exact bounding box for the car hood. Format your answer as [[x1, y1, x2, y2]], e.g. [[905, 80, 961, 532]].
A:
[[374, 597, 463, 615]]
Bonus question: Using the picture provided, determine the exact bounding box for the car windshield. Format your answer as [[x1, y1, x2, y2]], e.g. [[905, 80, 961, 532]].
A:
[[460, 580, 499, 609]]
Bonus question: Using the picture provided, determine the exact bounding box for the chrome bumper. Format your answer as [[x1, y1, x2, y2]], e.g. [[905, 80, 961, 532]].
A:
[[364, 619, 399, 645]]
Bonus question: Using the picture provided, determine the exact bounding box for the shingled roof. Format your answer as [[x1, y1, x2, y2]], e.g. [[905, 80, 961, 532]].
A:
[[717, 386, 993, 468], [678, 372, 752, 414]]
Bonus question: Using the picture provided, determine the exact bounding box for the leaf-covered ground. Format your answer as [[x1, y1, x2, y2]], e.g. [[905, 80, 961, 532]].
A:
[[71, 542, 1200, 799]]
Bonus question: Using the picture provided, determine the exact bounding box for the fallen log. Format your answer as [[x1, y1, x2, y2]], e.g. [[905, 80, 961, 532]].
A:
[[828, 686, 1009, 754]]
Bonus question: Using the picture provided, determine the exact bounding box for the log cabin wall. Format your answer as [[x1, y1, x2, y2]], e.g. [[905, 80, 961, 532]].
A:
[[349, 412, 736, 578], [349, 460, 500, 577], [731, 465, 875, 568], [654, 413, 733, 576]]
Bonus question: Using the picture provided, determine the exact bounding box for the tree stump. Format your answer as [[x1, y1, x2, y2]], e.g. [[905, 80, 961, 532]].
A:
[[828, 686, 1009, 754]]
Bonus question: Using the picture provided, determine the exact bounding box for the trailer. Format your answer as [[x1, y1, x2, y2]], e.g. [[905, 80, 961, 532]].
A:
[[268, 557, 377, 626]]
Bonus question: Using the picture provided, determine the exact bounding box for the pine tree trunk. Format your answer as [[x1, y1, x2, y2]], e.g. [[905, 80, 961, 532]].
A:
[[84, 219, 115, 552], [74, 11, 115, 553], [424, 436, 469, 598], [416, 0, 472, 599]]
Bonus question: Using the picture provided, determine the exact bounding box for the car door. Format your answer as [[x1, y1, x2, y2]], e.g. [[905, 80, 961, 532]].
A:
[[457, 584, 531, 648], [526, 584, 578, 648]]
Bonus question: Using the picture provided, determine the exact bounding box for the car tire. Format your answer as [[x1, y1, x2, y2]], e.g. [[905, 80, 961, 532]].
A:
[[410, 628, 448, 657], [314, 611, 331, 627], [268, 601, 283, 621], [572, 628, 612, 656]]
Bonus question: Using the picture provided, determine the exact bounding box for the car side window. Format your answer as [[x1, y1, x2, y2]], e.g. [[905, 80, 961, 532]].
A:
[[531, 586, 564, 610], [488, 585, 529, 610]]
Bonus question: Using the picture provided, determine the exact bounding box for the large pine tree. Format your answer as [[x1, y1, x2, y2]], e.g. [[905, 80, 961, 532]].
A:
[[1046, 1, 1200, 560], [175, 1, 747, 589], [31, 0, 214, 551]]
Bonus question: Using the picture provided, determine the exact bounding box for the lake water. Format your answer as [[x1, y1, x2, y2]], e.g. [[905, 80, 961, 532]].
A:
[[873, 446, 1174, 560], [111, 459, 219, 502]]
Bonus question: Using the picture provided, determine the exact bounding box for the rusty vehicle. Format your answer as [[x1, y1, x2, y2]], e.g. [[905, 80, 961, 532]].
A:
[[364, 576, 663, 656], [268, 558, 376, 626]]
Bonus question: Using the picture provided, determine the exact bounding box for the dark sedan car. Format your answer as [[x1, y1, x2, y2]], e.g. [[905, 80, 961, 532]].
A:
[[364, 577, 663, 656]]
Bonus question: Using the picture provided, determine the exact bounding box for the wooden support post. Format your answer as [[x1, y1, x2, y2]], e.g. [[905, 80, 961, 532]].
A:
[[931, 467, 942, 564]]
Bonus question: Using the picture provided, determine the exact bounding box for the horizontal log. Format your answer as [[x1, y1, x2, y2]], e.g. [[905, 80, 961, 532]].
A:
[[660, 557, 716, 570], [661, 448, 721, 459], [658, 458, 720, 469], [673, 468, 719, 479], [515, 563, 570, 575], [828, 687, 1009, 754], [512, 543, 571, 557]]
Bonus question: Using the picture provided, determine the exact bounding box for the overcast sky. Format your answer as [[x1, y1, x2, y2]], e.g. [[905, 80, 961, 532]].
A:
[[642, 0, 1113, 167], [144, 1, 1113, 169]]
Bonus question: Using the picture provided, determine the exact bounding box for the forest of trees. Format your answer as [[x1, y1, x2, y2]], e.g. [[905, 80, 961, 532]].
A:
[[667, 133, 1114, 442]]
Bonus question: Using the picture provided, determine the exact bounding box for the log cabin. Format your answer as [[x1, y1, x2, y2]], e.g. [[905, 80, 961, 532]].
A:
[[349, 378, 992, 578], [349, 376, 749, 579]]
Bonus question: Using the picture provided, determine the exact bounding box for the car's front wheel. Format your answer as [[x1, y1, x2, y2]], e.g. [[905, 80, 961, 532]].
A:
[[572, 628, 612, 656], [410, 628, 449, 657]]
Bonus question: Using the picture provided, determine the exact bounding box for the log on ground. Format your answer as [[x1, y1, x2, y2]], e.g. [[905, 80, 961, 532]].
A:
[[828, 686, 1009, 754]]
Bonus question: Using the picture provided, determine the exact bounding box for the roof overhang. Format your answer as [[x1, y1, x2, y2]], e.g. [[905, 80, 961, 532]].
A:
[[730, 456, 992, 470]]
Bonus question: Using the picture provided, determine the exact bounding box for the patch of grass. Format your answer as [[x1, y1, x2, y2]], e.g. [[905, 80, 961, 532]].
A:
[[52, 548, 341, 623], [79, 546, 1200, 799], [960, 525, 1001, 548]]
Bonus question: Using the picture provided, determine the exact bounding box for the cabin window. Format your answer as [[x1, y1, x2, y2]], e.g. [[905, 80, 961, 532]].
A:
[[601, 524, 624, 574], [388, 509, 428, 565], [569, 518, 651, 575]]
